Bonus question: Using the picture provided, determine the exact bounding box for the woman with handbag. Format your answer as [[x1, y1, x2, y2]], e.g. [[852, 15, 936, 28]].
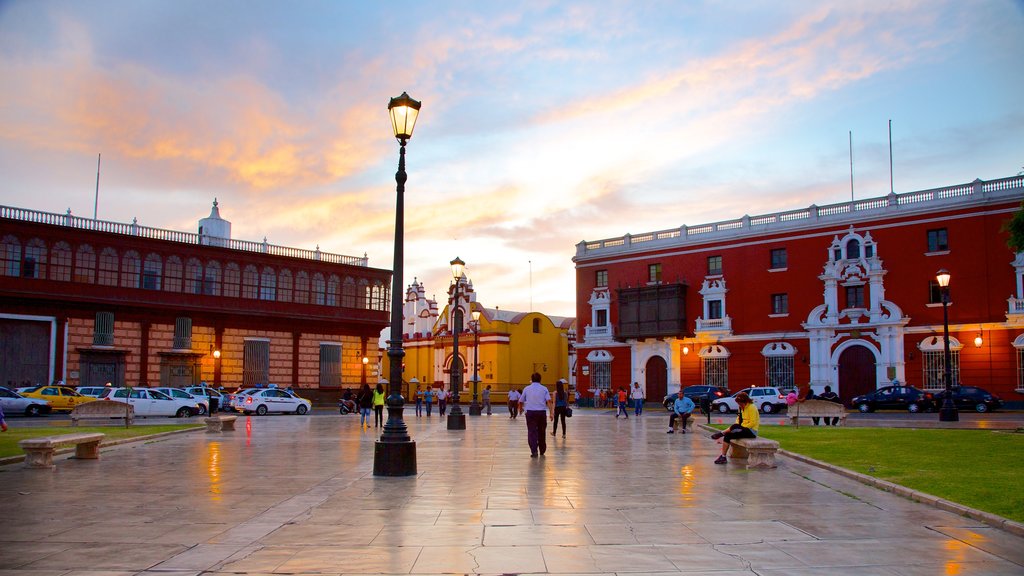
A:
[[551, 379, 570, 438]]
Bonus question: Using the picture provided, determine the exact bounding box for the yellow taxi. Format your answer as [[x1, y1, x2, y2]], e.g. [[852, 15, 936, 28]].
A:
[[22, 385, 97, 412]]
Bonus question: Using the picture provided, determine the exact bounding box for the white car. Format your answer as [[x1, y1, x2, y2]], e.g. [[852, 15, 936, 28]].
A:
[[236, 388, 312, 415], [229, 388, 263, 411], [0, 386, 52, 416], [185, 387, 224, 412], [99, 387, 198, 418], [76, 386, 110, 398], [152, 387, 209, 415], [711, 387, 788, 414]]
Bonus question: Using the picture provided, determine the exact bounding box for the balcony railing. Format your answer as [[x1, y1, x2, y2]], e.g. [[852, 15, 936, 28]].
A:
[[695, 316, 732, 332], [0, 205, 369, 267], [577, 175, 1024, 259]]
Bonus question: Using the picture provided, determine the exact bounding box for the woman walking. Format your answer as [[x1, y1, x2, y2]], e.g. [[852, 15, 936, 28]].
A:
[[551, 379, 569, 438], [357, 383, 373, 429], [372, 382, 386, 428]]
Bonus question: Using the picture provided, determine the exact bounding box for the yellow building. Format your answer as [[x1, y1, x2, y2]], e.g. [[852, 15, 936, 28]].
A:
[[383, 274, 576, 404]]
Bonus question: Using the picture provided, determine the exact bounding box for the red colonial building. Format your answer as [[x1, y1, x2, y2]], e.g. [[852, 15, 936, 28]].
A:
[[0, 201, 389, 402], [573, 175, 1024, 408]]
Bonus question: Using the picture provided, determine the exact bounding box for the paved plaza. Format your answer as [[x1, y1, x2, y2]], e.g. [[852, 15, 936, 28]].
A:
[[1, 409, 1023, 575]]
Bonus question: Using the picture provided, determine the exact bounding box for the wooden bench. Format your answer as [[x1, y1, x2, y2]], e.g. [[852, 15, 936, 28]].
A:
[[19, 433, 106, 469], [728, 437, 780, 469], [71, 401, 134, 427], [204, 415, 238, 432], [787, 399, 847, 428]]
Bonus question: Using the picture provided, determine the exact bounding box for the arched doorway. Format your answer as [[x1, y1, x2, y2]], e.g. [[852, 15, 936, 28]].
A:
[[645, 356, 667, 403], [838, 345, 876, 406]]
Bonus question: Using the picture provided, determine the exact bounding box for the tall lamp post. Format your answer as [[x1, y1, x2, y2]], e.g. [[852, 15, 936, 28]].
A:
[[936, 269, 959, 422], [469, 309, 482, 415], [447, 257, 467, 430], [373, 92, 421, 476]]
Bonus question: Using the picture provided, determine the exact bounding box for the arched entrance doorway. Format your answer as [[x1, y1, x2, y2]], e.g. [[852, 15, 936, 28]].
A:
[[838, 345, 876, 406], [645, 356, 667, 403]]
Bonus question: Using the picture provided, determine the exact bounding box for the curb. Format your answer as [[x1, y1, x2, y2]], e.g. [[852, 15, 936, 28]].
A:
[[697, 423, 1024, 538], [0, 426, 205, 467]]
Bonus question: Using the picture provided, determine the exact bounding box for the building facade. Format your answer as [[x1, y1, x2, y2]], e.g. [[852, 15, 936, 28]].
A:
[[573, 175, 1024, 408], [383, 272, 576, 403], [0, 202, 390, 402]]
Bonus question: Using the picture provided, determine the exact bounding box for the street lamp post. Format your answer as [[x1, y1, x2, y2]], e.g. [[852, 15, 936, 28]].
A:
[[936, 269, 959, 422], [447, 257, 467, 430], [373, 92, 421, 476], [469, 309, 482, 416]]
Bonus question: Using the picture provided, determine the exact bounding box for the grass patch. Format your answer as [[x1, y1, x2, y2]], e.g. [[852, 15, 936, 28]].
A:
[[730, 425, 1024, 523], [0, 424, 203, 459]]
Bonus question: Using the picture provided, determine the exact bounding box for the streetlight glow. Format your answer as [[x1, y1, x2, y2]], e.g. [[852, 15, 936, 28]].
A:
[[388, 92, 421, 142], [936, 269, 951, 288]]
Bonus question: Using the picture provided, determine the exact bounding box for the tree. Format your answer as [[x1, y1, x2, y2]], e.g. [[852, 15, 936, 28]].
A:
[[1003, 201, 1024, 253]]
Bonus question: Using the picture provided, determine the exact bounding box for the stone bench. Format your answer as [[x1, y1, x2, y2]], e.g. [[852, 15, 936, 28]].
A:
[[728, 437, 780, 469], [670, 413, 696, 433], [204, 415, 238, 432], [71, 401, 134, 427], [19, 433, 106, 469], [787, 399, 847, 428]]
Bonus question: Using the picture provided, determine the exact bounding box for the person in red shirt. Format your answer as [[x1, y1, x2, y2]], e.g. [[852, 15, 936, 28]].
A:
[[615, 387, 629, 419]]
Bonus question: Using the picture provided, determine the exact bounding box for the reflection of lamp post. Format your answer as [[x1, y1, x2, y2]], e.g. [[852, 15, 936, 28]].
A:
[[447, 257, 467, 430], [469, 309, 482, 416], [936, 269, 958, 422], [373, 92, 420, 476]]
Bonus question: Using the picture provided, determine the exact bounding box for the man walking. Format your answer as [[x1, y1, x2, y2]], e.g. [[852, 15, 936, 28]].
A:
[[615, 386, 629, 419], [482, 384, 492, 415], [518, 373, 552, 457], [630, 382, 645, 416], [507, 388, 521, 419]]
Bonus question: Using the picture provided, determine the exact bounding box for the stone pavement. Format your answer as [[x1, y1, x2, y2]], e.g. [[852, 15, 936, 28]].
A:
[[1, 409, 1022, 575]]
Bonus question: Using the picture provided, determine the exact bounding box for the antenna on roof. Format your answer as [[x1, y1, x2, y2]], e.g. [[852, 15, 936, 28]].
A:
[[529, 260, 533, 312], [848, 131, 854, 202], [888, 119, 894, 194], [93, 153, 101, 220]]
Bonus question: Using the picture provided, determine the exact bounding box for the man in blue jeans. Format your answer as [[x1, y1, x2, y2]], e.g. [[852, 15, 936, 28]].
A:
[[518, 372, 552, 457]]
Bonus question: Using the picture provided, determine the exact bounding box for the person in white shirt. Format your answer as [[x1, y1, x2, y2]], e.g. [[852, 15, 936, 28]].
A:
[[518, 373, 552, 457], [507, 388, 521, 419], [630, 382, 646, 416]]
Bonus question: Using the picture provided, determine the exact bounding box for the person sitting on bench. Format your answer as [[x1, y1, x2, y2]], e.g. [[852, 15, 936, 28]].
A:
[[667, 386, 694, 434], [712, 391, 759, 464]]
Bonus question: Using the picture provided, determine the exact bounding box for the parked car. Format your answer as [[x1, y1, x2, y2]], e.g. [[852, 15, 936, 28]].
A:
[[931, 386, 1002, 413], [185, 386, 223, 413], [76, 386, 110, 398], [0, 386, 52, 416], [98, 387, 198, 418], [662, 385, 730, 412], [152, 387, 209, 415], [229, 388, 263, 411], [22, 385, 98, 412], [236, 388, 312, 415], [851, 385, 934, 413], [711, 387, 788, 414]]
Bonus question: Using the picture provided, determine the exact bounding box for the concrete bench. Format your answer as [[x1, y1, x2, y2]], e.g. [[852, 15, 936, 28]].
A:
[[670, 413, 696, 433], [728, 437, 780, 469], [71, 401, 134, 427], [787, 399, 847, 428], [19, 433, 106, 469], [204, 415, 238, 432]]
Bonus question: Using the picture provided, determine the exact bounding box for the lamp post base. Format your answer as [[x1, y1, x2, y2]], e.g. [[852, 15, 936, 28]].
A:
[[468, 401, 482, 416], [373, 440, 417, 476], [938, 399, 959, 422], [447, 405, 466, 430]]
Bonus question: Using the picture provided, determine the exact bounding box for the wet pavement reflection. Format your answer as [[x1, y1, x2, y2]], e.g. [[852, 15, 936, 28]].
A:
[[0, 408, 1021, 574]]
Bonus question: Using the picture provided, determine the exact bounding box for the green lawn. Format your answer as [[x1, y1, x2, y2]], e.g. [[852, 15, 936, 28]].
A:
[[743, 426, 1024, 523], [0, 423, 203, 459]]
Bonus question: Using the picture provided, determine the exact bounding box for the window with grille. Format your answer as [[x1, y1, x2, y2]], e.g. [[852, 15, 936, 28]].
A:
[[707, 255, 722, 276], [74, 245, 96, 283], [845, 285, 865, 309], [770, 248, 787, 270], [590, 362, 611, 390], [319, 344, 342, 387], [327, 275, 339, 306], [371, 280, 387, 311], [204, 261, 222, 296], [596, 270, 608, 288], [277, 269, 292, 302], [186, 258, 203, 294], [24, 239, 46, 279], [294, 271, 309, 303], [342, 277, 356, 307], [921, 349, 959, 391], [312, 273, 326, 305], [1017, 348, 1024, 391], [173, 317, 192, 350], [771, 293, 788, 315], [764, 356, 794, 388], [702, 357, 728, 388], [50, 242, 72, 281], [927, 228, 948, 252], [121, 251, 140, 287], [243, 339, 270, 387], [94, 311, 114, 346]]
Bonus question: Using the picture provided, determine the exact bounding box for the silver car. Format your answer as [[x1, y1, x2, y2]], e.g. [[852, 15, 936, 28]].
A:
[[0, 386, 51, 416]]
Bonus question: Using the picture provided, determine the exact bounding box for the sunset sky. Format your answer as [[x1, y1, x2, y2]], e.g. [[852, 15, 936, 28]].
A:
[[1, 1, 1022, 319]]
